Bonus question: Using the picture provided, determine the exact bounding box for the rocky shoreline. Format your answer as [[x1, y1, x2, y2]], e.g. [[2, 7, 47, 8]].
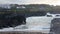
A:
[[0, 31, 47, 34]]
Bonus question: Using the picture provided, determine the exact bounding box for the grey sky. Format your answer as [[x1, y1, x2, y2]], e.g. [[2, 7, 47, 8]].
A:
[[0, 0, 60, 5]]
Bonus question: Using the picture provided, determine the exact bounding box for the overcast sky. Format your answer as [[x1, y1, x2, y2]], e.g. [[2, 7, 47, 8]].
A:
[[0, 0, 60, 5]]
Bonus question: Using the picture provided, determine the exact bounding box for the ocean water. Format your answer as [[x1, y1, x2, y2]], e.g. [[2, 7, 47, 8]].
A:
[[0, 16, 54, 33]]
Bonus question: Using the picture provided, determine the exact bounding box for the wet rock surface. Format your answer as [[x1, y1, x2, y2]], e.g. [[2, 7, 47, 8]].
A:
[[50, 18, 60, 34]]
